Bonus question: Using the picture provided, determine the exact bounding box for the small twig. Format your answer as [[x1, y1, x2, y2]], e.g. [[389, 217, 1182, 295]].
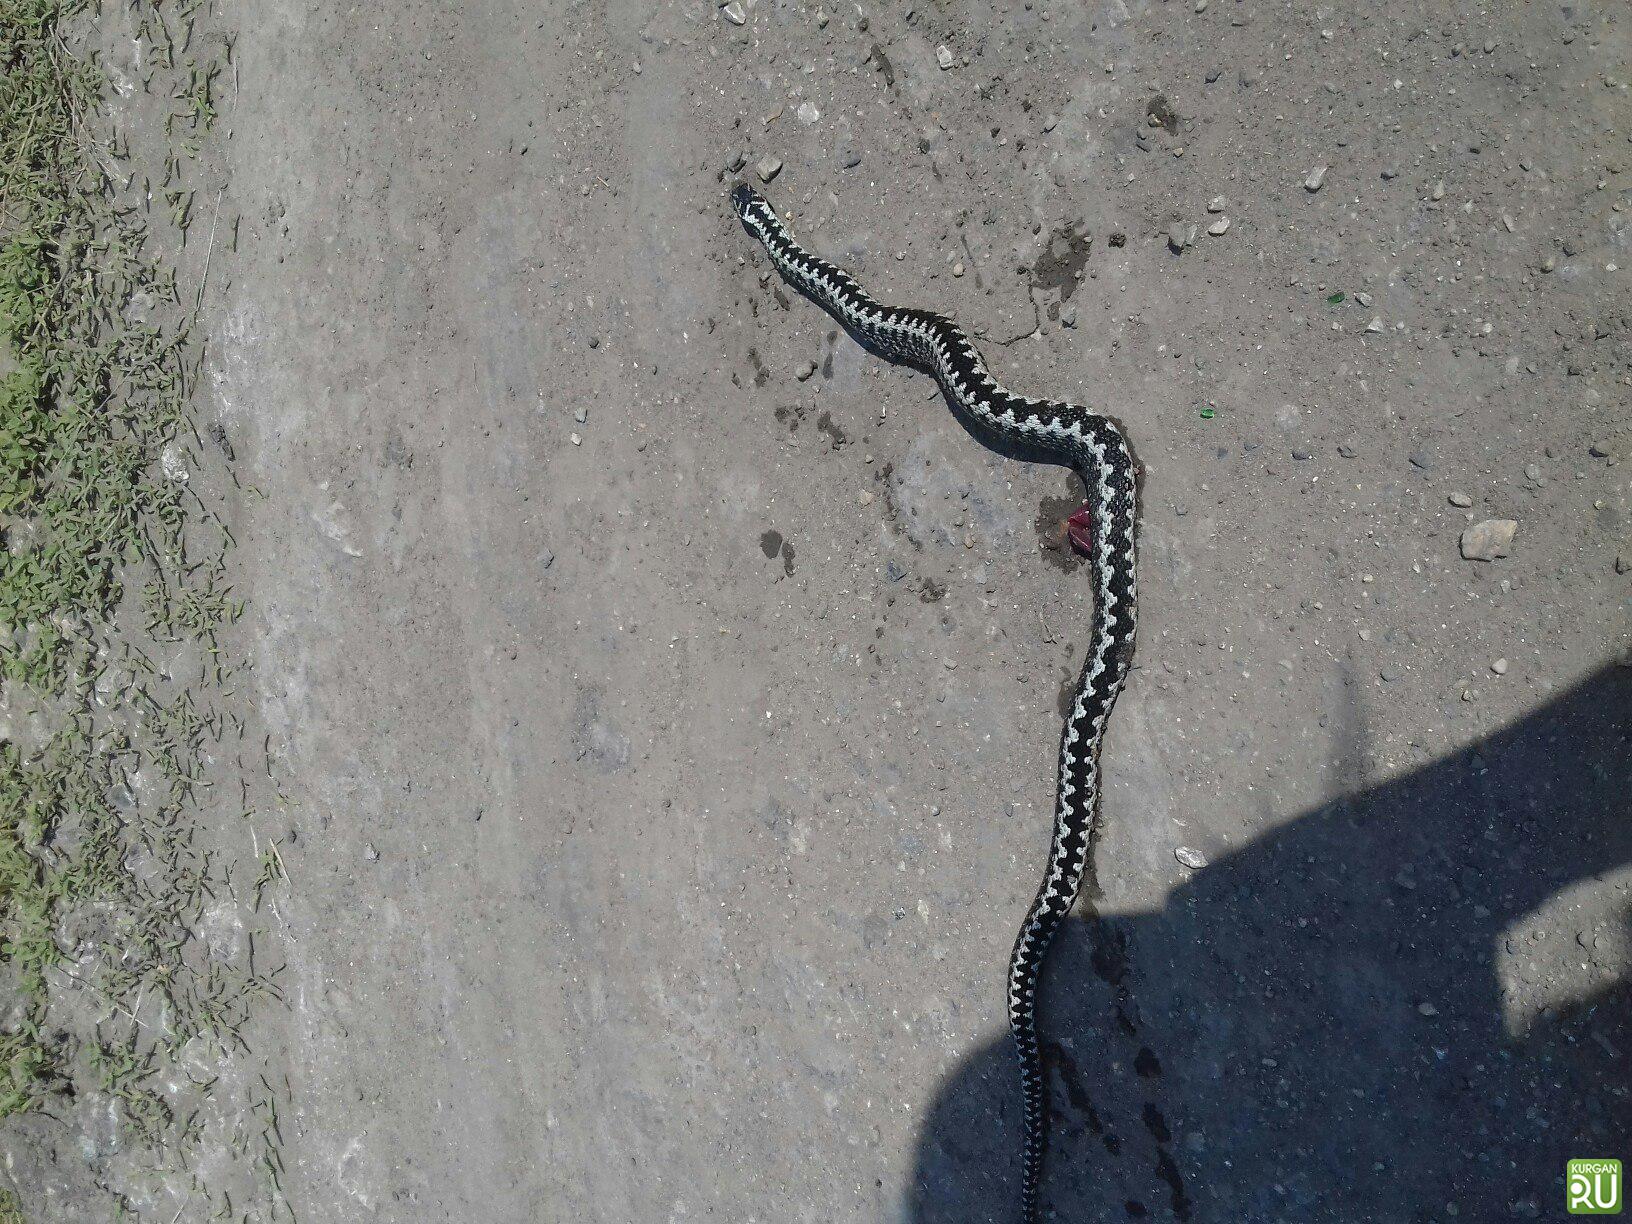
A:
[[195, 186, 224, 312]]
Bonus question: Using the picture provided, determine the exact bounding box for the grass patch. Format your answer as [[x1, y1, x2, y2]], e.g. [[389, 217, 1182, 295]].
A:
[[1, 1, 285, 1216]]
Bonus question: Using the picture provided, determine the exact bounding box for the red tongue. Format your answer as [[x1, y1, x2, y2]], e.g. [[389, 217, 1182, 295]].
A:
[[1066, 504, 1095, 556]]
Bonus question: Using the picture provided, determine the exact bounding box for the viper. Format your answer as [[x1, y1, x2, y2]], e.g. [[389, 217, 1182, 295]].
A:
[[732, 184, 1139, 1222]]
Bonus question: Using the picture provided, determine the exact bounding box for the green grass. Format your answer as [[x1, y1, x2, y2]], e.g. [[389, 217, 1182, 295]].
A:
[[0, 1, 284, 1215]]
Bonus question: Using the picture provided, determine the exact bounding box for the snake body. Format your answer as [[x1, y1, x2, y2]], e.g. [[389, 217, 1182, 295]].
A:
[[732, 185, 1138, 1221]]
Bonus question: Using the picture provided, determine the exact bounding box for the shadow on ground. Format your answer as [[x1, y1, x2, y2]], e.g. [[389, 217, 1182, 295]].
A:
[[910, 663, 1632, 1223]]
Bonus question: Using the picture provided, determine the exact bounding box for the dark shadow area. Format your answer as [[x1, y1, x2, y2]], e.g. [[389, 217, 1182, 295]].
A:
[[910, 663, 1632, 1223]]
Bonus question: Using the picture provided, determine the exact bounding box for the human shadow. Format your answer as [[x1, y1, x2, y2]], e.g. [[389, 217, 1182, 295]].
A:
[[909, 662, 1632, 1223]]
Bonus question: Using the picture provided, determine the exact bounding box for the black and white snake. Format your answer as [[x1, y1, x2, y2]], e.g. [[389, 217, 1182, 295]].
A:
[[732, 184, 1139, 1222]]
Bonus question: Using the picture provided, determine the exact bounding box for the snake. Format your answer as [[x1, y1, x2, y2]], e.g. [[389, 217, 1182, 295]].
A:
[[731, 184, 1139, 1222]]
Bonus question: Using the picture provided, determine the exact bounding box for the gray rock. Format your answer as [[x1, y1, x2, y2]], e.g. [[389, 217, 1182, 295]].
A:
[[1460, 518, 1518, 561], [1304, 164, 1328, 192], [1174, 846, 1208, 870], [756, 156, 782, 183], [936, 44, 954, 70], [722, 0, 747, 25], [1448, 492, 1474, 508]]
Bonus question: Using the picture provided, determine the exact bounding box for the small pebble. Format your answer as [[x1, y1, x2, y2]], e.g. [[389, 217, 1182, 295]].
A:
[[858, 490, 874, 507], [1304, 165, 1328, 192], [1417, 1001, 1439, 1017], [1614, 555, 1630, 575], [722, 0, 746, 24], [951, 261, 964, 277], [1431, 179, 1446, 201], [1490, 658, 1509, 675], [1168, 222, 1188, 252], [1207, 195, 1227, 212], [1207, 216, 1230, 236], [796, 361, 817, 381], [364, 843, 380, 862], [574, 406, 588, 423], [1460, 518, 1518, 561], [936, 44, 954, 70], [756, 156, 782, 182], [1365, 317, 1384, 334], [1060, 303, 1078, 328], [1174, 846, 1208, 870], [1448, 492, 1474, 508], [1355, 291, 1373, 307]]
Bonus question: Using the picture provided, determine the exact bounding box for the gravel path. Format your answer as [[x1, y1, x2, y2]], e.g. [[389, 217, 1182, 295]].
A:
[[151, 1, 1632, 1220]]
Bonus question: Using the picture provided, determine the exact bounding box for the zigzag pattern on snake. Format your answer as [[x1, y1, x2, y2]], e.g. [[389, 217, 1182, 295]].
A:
[[731, 184, 1139, 1222]]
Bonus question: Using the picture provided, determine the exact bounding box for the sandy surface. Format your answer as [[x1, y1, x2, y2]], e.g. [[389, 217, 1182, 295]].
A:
[[50, 1, 1632, 1221]]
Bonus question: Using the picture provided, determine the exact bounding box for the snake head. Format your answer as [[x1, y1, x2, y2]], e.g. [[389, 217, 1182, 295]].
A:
[[731, 183, 771, 227]]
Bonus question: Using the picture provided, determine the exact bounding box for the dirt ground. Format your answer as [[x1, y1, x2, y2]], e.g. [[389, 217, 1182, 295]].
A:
[[23, 0, 1632, 1220]]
